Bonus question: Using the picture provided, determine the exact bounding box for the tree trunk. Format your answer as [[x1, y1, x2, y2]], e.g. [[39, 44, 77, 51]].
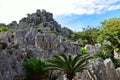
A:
[[66, 73, 75, 80], [32, 72, 42, 80]]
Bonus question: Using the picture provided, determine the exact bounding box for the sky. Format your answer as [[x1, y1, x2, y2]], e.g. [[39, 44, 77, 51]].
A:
[[0, 0, 120, 31]]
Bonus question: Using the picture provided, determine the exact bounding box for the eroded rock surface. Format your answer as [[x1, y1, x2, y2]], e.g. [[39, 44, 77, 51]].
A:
[[0, 9, 80, 80]]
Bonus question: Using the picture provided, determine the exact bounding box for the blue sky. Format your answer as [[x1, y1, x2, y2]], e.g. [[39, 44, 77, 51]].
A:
[[0, 0, 120, 31], [55, 9, 120, 31]]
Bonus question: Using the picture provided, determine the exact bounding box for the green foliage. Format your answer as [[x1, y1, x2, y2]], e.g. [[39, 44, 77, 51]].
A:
[[8, 29, 15, 33], [94, 44, 120, 68], [98, 18, 120, 52], [50, 29, 57, 34], [81, 47, 88, 55], [94, 51, 111, 60], [69, 27, 100, 46], [112, 59, 120, 68], [0, 26, 9, 32], [23, 58, 49, 73], [0, 26, 15, 33], [23, 58, 53, 80], [48, 54, 91, 80], [63, 38, 69, 42], [96, 18, 120, 68], [81, 27, 100, 45]]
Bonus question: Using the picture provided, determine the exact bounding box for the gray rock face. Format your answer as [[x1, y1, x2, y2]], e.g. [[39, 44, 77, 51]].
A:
[[116, 68, 120, 79], [19, 9, 54, 26], [104, 59, 119, 80], [8, 21, 18, 29], [81, 58, 120, 80], [0, 50, 26, 80], [25, 28, 38, 46], [14, 29, 28, 47], [0, 10, 81, 80], [35, 33, 60, 50], [0, 32, 13, 49], [35, 33, 80, 55], [0, 32, 13, 43], [85, 44, 101, 55]]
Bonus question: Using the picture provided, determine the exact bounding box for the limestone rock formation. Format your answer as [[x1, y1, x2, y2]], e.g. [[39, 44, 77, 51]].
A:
[[0, 9, 120, 80], [81, 58, 120, 80], [0, 9, 81, 80]]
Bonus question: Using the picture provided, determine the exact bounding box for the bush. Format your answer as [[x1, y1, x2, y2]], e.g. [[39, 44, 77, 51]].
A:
[[0, 26, 9, 32], [0, 26, 15, 33]]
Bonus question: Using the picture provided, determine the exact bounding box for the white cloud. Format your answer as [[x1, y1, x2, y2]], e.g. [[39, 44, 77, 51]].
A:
[[0, 0, 120, 23]]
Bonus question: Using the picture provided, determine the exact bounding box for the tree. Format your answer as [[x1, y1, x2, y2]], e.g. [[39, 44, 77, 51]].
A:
[[81, 27, 100, 45], [48, 54, 91, 80], [69, 26, 100, 46], [98, 18, 120, 52]]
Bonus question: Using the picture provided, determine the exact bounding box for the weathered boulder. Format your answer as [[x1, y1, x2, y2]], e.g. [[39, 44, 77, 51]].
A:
[[25, 28, 37, 46], [8, 21, 18, 29], [85, 44, 101, 55], [35, 33, 80, 55], [0, 32, 13, 49], [116, 68, 120, 79], [0, 32, 13, 42], [25, 47, 51, 59], [0, 50, 26, 80], [81, 58, 120, 80], [19, 9, 54, 26], [14, 29, 28, 47], [104, 59, 119, 80], [35, 33, 60, 50]]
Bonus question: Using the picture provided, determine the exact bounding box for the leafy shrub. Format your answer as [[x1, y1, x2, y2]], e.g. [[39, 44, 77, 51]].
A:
[[94, 51, 111, 60], [0, 26, 15, 33], [0, 26, 9, 32], [8, 29, 15, 33]]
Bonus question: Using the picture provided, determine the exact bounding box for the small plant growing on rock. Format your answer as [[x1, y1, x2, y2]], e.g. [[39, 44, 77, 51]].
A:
[[50, 29, 57, 34], [8, 29, 15, 33], [93, 51, 111, 60], [81, 47, 89, 55]]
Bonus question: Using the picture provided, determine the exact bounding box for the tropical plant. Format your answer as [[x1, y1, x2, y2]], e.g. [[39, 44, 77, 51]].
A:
[[94, 44, 120, 68], [23, 58, 49, 80], [48, 54, 91, 80], [94, 51, 111, 60]]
